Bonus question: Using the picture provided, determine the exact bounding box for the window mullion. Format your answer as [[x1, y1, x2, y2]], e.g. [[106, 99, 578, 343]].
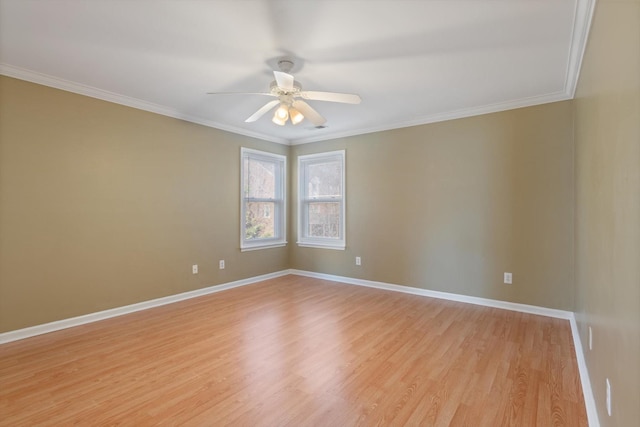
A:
[[245, 197, 277, 203]]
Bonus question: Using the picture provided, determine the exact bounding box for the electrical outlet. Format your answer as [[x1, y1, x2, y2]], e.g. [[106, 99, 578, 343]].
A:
[[606, 378, 612, 416], [192, 264, 198, 274], [589, 326, 593, 350], [355, 256, 361, 266], [219, 260, 225, 270], [503, 272, 512, 284]]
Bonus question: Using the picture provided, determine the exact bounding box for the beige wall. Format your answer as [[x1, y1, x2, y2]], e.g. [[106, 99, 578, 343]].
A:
[[1, 76, 576, 333], [2, 5, 638, 422], [0, 76, 289, 332], [291, 101, 575, 310], [573, 0, 640, 425]]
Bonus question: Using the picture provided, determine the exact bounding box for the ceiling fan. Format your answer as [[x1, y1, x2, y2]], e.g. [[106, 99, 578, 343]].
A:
[[207, 59, 361, 127]]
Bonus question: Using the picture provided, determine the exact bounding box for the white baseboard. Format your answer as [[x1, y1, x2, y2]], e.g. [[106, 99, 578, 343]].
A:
[[289, 269, 573, 319], [0, 270, 289, 344], [569, 313, 601, 427], [0, 268, 599, 427], [0, 269, 576, 342], [289, 269, 599, 426]]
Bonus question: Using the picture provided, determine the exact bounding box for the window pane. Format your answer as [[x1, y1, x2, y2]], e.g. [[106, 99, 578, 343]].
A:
[[307, 202, 341, 238], [241, 148, 286, 250], [307, 161, 341, 198], [244, 157, 276, 199], [245, 202, 275, 240], [298, 150, 344, 249]]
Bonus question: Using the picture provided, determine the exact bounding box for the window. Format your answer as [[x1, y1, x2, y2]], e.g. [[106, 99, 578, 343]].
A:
[[298, 150, 345, 249], [241, 148, 286, 250]]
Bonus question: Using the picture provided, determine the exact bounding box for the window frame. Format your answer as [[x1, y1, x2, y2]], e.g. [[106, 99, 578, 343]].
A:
[[297, 150, 346, 250], [240, 148, 287, 251]]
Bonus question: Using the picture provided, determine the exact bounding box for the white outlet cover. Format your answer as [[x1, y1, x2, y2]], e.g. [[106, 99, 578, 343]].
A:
[[192, 265, 198, 274], [219, 260, 225, 269], [504, 272, 513, 284]]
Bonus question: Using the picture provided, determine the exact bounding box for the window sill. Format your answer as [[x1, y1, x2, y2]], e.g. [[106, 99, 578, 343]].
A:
[[296, 242, 346, 251], [240, 242, 287, 252]]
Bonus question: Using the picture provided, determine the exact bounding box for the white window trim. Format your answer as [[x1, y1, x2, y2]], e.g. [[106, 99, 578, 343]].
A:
[[240, 148, 287, 251], [297, 150, 346, 250]]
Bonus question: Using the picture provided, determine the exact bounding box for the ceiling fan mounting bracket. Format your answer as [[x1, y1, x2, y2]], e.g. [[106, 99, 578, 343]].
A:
[[277, 59, 295, 73]]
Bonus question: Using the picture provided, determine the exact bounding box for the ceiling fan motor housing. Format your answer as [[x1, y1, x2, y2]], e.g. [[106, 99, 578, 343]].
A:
[[270, 80, 302, 95]]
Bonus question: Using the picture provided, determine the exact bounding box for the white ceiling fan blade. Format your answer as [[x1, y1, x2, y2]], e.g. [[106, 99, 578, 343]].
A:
[[245, 100, 280, 123], [274, 71, 295, 91], [292, 100, 326, 126], [207, 91, 275, 96], [299, 91, 361, 104]]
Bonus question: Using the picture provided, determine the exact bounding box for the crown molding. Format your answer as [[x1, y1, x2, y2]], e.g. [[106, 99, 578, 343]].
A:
[[1, 62, 575, 147], [290, 90, 572, 145], [0, 63, 290, 145], [1, 0, 594, 146], [565, 0, 597, 98]]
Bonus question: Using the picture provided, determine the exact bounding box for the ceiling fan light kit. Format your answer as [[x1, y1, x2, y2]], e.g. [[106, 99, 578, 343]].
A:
[[272, 104, 289, 126], [289, 107, 304, 125], [208, 58, 361, 127]]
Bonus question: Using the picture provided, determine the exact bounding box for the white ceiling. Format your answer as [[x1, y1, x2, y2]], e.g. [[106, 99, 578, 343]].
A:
[[0, 0, 594, 145]]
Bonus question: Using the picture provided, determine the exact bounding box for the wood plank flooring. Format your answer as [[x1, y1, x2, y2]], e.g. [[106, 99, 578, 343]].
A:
[[0, 275, 588, 426]]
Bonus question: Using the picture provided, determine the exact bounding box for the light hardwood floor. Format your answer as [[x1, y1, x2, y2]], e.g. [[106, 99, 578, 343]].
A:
[[0, 275, 587, 426]]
